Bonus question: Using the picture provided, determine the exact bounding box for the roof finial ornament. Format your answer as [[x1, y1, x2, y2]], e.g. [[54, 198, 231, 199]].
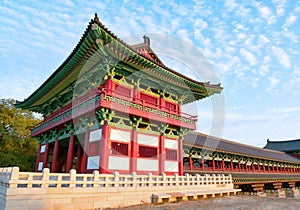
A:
[[143, 35, 150, 46], [94, 13, 99, 22]]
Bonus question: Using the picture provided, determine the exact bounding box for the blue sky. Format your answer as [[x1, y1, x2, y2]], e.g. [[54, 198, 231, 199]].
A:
[[1, 0, 300, 147]]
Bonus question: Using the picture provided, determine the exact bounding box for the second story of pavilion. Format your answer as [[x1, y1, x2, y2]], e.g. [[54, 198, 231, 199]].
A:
[[15, 14, 222, 136]]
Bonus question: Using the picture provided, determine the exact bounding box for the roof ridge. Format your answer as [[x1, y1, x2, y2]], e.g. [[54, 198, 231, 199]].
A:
[[266, 139, 300, 143], [190, 131, 290, 155]]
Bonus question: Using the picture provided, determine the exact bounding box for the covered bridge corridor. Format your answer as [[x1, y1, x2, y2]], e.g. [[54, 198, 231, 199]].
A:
[[183, 132, 300, 192]]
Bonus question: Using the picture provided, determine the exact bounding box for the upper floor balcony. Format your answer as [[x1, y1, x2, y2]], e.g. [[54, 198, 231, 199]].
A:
[[31, 83, 197, 136]]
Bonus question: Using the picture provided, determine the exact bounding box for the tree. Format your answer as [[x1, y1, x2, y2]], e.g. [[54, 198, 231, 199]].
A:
[[0, 99, 41, 171]]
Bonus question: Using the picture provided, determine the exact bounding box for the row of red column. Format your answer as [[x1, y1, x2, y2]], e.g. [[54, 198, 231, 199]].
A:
[[187, 157, 300, 174]]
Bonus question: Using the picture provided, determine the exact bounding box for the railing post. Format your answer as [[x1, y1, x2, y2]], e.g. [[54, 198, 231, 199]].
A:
[[114, 171, 120, 188], [9, 167, 19, 188], [212, 174, 216, 185], [148, 172, 153, 187], [195, 174, 200, 185], [228, 174, 233, 184], [93, 170, 99, 187], [41, 168, 50, 188], [69, 169, 76, 188], [221, 174, 225, 184], [131, 172, 137, 187], [162, 173, 167, 186], [175, 173, 179, 186], [185, 173, 190, 186]]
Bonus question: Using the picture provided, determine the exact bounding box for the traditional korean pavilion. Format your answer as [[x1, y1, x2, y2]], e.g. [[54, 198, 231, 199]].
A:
[[15, 14, 222, 175]]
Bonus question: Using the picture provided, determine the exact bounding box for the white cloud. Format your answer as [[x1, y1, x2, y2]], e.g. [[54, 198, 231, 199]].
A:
[[271, 46, 291, 68], [259, 35, 270, 43], [177, 29, 191, 43], [239, 48, 257, 65], [254, 2, 276, 24], [258, 65, 269, 76], [270, 106, 300, 113], [267, 74, 280, 94], [194, 18, 208, 30], [273, 0, 287, 16], [259, 6, 272, 19], [224, 0, 239, 11], [283, 15, 297, 28]]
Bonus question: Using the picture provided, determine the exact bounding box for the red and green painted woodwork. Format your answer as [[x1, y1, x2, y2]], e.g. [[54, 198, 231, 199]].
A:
[[183, 145, 300, 174], [35, 110, 187, 175]]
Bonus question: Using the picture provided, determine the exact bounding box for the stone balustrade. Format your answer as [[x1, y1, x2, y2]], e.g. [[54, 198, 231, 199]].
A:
[[0, 167, 236, 210]]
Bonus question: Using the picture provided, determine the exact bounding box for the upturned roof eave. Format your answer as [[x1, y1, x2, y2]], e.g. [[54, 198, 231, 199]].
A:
[[15, 14, 223, 110]]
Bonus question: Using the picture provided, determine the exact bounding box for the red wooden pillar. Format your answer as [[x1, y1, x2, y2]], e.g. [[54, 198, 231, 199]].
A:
[[201, 158, 205, 171], [51, 137, 60, 172], [178, 138, 183, 175], [212, 159, 215, 171], [231, 161, 234, 172], [133, 84, 139, 103], [159, 93, 165, 110], [80, 128, 90, 173], [258, 164, 261, 172], [106, 76, 113, 95], [267, 165, 270, 173], [189, 156, 193, 171], [42, 141, 49, 170], [238, 162, 241, 172], [178, 101, 181, 115], [76, 145, 83, 172], [35, 143, 42, 172], [246, 164, 249, 172], [130, 128, 138, 173], [100, 123, 109, 174], [66, 132, 75, 172], [221, 159, 225, 171]]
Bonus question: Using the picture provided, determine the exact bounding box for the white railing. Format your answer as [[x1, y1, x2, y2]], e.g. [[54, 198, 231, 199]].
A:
[[0, 167, 232, 189]]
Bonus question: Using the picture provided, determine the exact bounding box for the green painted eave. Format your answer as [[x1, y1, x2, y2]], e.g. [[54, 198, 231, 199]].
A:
[[15, 23, 99, 110], [15, 15, 223, 111]]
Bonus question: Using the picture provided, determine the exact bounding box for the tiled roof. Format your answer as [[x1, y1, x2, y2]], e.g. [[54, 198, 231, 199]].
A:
[[264, 139, 300, 152], [15, 14, 222, 110], [184, 132, 300, 163]]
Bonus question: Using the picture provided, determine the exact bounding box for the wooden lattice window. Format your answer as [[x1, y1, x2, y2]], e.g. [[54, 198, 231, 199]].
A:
[[139, 146, 157, 158], [166, 149, 177, 160], [111, 142, 128, 156], [140, 93, 157, 105], [115, 85, 131, 97], [165, 101, 177, 111]]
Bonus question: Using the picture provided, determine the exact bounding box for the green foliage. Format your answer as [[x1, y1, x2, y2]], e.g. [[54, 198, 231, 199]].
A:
[[0, 99, 41, 171]]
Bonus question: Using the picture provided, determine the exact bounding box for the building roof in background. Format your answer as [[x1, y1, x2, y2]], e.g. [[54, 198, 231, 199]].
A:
[[264, 139, 300, 153]]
